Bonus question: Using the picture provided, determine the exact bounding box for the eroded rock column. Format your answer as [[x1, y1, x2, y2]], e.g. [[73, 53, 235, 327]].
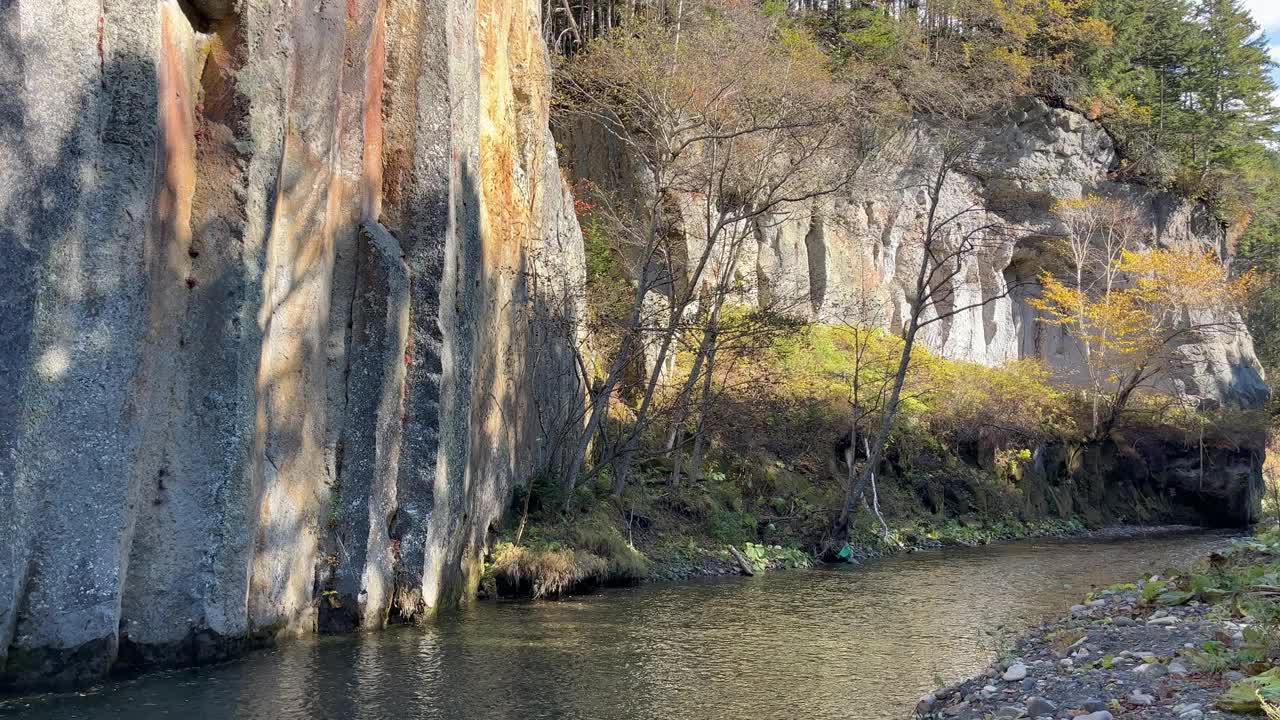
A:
[[1, 0, 160, 688]]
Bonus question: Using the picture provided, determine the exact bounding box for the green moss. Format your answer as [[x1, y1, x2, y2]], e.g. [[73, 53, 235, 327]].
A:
[[570, 525, 650, 581]]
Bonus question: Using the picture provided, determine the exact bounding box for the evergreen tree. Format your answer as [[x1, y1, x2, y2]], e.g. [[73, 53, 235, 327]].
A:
[[1184, 0, 1278, 187], [1086, 0, 1199, 179]]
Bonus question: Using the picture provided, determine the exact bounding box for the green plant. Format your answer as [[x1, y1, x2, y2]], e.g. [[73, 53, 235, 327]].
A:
[[1217, 669, 1280, 714], [740, 542, 812, 573], [1186, 641, 1235, 675], [1047, 628, 1086, 652], [1141, 579, 1169, 604], [979, 624, 1017, 663], [708, 511, 757, 546]]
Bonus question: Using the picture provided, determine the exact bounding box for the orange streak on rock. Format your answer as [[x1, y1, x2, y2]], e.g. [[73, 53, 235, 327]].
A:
[[156, 5, 196, 263], [362, 0, 386, 222]]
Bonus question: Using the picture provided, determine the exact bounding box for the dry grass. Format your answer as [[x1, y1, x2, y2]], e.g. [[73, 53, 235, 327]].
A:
[[489, 520, 649, 599], [490, 543, 610, 599], [570, 526, 649, 580]]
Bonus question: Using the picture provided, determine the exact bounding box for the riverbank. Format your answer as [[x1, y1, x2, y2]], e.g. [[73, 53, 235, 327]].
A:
[[482, 515, 1216, 600], [916, 528, 1280, 720], [2, 533, 1234, 720]]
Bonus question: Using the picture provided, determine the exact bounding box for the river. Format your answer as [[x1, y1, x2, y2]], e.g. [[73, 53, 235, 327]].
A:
[[0, 532, 1231, 720]]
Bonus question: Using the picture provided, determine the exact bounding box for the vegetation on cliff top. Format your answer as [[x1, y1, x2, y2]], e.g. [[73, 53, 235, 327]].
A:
[[548, 0, 1278, 217], [550, 1, 1280, 378]]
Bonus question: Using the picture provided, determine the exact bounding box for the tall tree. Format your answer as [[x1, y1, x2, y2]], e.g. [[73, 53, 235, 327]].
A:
[[840, 131, 1025, 538], [1032, 246, 1254, 439], [555, 3, 868, 505], [1185, 0, 1278, 184]]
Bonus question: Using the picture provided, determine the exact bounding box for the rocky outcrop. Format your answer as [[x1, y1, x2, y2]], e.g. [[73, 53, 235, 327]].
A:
[[1029, 437, 1265, 528], [0, 1, 1268, 693], [0, 0, 583, 690], [559, 99, 1268, 410]]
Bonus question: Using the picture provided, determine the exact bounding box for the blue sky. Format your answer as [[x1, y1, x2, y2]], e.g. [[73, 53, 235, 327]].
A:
[[1242, 0, 1280, 91]]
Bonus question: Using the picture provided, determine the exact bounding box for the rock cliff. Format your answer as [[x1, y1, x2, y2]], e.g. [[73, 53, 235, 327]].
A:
[[558, 98, 1268, 528], [0, 1, 1270, 694], [1, 0, 583, 690], [560, 99, 1268, 409]]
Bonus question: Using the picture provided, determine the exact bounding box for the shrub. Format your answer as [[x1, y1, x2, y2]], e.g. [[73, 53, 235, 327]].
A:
[[489, 542, 609, 599], [571, 525, 649, 581], [708, 511, 758, 546]]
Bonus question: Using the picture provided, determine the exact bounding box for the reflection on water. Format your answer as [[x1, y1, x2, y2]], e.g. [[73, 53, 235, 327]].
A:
[[1, 533, 1229, 720]]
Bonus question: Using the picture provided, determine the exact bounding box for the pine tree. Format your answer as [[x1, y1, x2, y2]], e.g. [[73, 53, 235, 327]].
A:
[[1085, 0, 1200, 178], [1185, 0, 1278, 178]]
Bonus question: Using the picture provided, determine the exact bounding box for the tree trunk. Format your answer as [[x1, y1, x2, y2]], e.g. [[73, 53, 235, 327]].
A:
[[559, 0, 583, 48]]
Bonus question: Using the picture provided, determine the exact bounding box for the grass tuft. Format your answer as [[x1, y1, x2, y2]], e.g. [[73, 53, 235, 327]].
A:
[[489, 543, 610, 599]]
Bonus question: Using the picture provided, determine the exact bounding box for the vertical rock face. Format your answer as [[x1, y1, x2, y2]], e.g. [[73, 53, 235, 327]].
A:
[[0, 0, 583, 690], [558, 99, 1268, 410]]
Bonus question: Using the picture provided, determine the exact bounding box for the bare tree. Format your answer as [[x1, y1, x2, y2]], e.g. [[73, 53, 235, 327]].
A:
[[839, 130, 1028, 539], [555, 4, 877, 505], [829, 249, 901, 537], [1048, 196, 1145, 433]]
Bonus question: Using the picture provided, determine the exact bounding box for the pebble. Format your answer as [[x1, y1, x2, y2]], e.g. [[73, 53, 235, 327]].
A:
[[1134, 662, 1168, 678], [1226, 670, 1245, 682], [915, 558, 1250, 720], [1026, 696, 1056, 717], [1003, 663, 1028, 682], [1128, 690, 1155, 706]]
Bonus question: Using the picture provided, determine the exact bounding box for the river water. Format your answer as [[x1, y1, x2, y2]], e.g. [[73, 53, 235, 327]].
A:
[[0, 532, 1231, 720]]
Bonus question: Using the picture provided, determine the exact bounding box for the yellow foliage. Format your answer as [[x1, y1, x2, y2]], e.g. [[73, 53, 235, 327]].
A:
[[1030, 244, 1250, 425], [1118, 249, 1253, 311], [927, 358, 1075, 440], [760, 325, 1071, 442]]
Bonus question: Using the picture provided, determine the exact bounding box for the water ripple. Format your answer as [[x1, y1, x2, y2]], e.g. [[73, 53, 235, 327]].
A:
[[0, 533, 1229, 720]]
